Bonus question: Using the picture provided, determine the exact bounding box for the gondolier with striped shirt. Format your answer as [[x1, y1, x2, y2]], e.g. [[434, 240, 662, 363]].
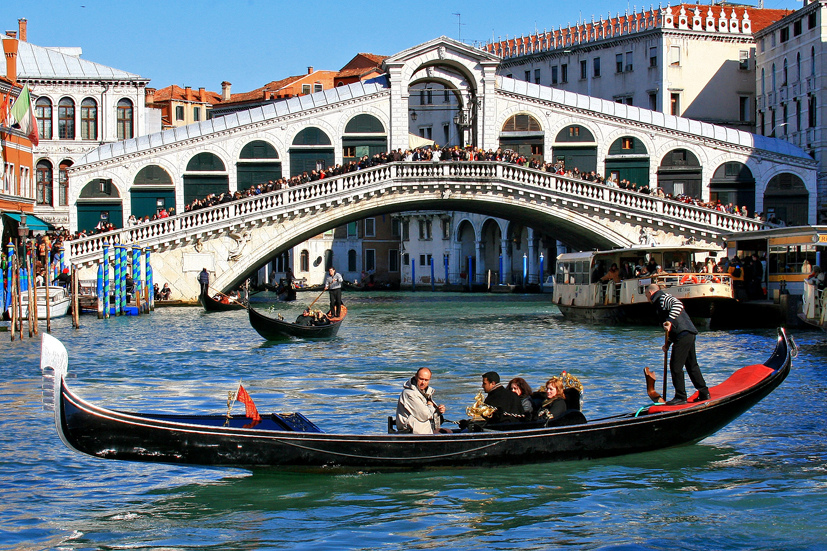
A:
[[324, 266, 344, 318], [645, 284, 710, 405]]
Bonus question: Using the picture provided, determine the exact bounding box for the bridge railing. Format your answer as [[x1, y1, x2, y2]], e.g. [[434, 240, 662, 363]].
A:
[[66, 161, 762, 265]]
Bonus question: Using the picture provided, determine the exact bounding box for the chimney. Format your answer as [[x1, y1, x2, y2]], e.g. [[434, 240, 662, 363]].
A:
[[3, 35, 18, 82], [221, 81, 231, 101], [18, 19, 27, 42], [5, 31, 16, 39], [145, 87, 156, 106], [198, 87, 206, 102], [307, 66, 313, 74]]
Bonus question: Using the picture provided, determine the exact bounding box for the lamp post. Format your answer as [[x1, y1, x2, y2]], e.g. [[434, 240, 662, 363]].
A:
[[17, 213, 28, 259]]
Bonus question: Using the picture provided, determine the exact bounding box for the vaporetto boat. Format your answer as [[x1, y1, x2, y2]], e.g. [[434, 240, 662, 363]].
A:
[[552, 245, 735, 325]]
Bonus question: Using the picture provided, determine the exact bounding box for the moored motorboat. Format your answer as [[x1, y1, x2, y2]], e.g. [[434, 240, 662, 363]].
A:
[[248, 305, 346, 340], [3, 286, 71, 320], [41, 328, 792, 470]]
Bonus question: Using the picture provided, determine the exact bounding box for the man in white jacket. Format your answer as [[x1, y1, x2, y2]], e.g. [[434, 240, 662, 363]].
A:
[[396, 368, 446, 434]]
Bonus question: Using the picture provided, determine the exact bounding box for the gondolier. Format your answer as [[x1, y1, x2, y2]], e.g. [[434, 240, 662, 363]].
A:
[[324, 266, 343, 318], [645, 283, 710, 405], [198, 268, 210, 296]]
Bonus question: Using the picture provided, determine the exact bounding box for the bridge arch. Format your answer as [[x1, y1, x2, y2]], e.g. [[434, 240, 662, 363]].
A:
[[760, 171, 811, 225], [130, 165, 175, 219], [76, 178, 123, 232], [341, 112, 388, 163], [497, 110, 545, 161], [656, 147, 705, 198], [289, 126, 335, 176], [708, 160, 756, 213], [183, 151, 229, 204], [235, 139, 283, 189], [552, 123, 599, 173]]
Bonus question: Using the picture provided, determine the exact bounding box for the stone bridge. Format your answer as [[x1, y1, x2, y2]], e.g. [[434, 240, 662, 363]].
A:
[[67, 160, 761, 300]]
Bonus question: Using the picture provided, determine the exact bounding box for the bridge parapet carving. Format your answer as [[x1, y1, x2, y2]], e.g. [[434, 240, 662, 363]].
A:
[[66, 161, 763, 267]]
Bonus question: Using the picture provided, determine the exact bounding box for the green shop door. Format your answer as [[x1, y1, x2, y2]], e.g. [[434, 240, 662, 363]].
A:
[[130, 189, 176, 219], [77, 202, 123, 232], [289, 149, 335, 177]]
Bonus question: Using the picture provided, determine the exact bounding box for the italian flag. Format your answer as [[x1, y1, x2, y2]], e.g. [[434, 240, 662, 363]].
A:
[[10, 84, 39, 146]]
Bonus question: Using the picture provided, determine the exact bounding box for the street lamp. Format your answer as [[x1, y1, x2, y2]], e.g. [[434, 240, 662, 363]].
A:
[[410, 109, 417, 121], [17, 212, 28, 258]]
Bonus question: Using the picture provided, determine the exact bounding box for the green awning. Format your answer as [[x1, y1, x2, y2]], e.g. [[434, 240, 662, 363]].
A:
[[2, 213, 52, 232]]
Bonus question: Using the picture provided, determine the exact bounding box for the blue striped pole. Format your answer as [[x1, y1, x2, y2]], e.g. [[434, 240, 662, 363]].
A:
[[120, 244, 128, 314], [499, 254, 504, 284], [103, 243, 110, 319], [146, 248, 154, 311], [96, 263, 104, 319], [430, 257, 435, 291], [522, 253, 528, 286], [58, 245, 64, 275], [132, 245, 141, 314], [467, 255, 473, 291], [443, 254, 449, 286], [114, 244, 122, 315], [6, 243, 13, 312]]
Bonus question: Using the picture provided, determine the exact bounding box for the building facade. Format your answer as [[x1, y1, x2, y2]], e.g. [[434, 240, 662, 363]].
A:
[[755, 0, 826, 224], [145, 85, 221, 130], [487, 4, 792, 132], [1, 19, 156, 229]]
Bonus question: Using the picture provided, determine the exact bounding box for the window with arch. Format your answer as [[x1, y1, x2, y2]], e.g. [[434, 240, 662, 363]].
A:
[[348, 249, 357, 272], [36, 160, 53, 205], [502, 114, 542, 132], [300, 250, 310, 272], [35, 98, 52, 140], [58, 98, 75, 139], [80, 98, 98, 140], [117, 99, 134, 140], [58, 160, 72, 206], [797, 52, 801, 82]]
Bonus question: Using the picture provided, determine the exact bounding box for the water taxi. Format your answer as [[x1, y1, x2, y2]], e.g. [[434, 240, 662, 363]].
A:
[[552, 245, 734, 324]]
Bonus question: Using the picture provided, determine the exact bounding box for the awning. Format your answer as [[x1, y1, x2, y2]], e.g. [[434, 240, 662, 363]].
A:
[[408, 133, 435, 149], [2, 213, 52, 232]]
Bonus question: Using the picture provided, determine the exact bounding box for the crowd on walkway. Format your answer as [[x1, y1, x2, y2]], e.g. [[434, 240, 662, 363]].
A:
[[58, 144, 776, 242]]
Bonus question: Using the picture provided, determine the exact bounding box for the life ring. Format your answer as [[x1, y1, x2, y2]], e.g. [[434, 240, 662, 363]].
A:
[[712, 276, 721, 284], [680, 275, 699, 285]]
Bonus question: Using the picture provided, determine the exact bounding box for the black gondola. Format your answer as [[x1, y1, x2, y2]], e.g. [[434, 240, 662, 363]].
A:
[[247, 305, 346, 340], [41, 329, 792, 471], [199, 291, 246, 312]]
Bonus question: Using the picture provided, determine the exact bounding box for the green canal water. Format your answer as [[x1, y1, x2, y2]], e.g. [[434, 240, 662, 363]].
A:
[[1, 292, 825, 550]]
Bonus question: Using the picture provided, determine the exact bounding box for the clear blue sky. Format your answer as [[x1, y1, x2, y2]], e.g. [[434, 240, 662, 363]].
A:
[[10, 0, 802, 93]]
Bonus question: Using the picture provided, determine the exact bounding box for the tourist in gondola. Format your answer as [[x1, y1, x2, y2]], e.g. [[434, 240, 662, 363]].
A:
[[645, 283, 710, 405], [323, 266, 343, 318], [396, 367, 445, 434], [482, 371, 524, 423], [295, 308, 314, 326], [536, 377, 568, 421], [508, 377, 535, 418]]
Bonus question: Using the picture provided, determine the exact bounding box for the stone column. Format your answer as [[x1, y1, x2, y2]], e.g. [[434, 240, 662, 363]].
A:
[[387, 64, 409, 152], [475, 239, 484, 281], [527, 229, 537, 284], [501, 238, 511, 284]]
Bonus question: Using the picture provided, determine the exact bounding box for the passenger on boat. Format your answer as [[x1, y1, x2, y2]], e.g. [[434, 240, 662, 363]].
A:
[[600, 263, 621, 284], [508, 377, 534, 418], [295, 308, 314, 326], [396, 367, 445, 434], [312, 311, 331, 325], [645, 284, 710, 405], [160, 283, 172, 300], [591, 261, 606, 283], [536, 377, 568, 421], [806, 266, 825, 289], [482, 371, 524, 423]]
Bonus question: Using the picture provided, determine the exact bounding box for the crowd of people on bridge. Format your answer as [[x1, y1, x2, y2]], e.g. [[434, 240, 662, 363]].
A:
[[58, 144, 781, 243]]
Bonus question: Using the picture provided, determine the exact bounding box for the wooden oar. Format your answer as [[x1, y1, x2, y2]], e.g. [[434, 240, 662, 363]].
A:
[[307, 288, 325, 310]]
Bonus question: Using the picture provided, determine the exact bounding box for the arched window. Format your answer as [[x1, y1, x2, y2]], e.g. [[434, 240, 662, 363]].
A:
[[81, 98, 98, 140], [348, 249, 357, 272], [35, 98, 52, 140], [502, 114, 542, 132], [58, 160, 72, 206], [58, 98, 75, 139], [797, 52, 802, 82], [36, 160, 53, 206], [300, 249, 310, 272], [117, 99, 134, 139]]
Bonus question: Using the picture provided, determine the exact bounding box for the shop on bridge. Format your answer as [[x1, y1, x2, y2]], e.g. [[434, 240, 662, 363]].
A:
[[604, 136, 650, 186], [552, 125, 597, 173], [130, 165, 176, 220]]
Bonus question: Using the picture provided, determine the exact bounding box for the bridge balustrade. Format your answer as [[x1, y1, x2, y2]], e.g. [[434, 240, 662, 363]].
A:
[[66, 161, 763, 266]]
